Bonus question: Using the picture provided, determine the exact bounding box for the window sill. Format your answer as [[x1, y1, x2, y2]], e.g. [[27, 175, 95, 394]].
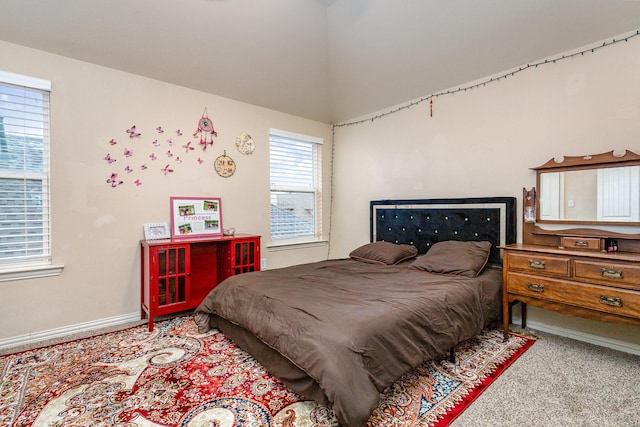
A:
[[267, 240, 328, 251], [0, 264, 64, 282]]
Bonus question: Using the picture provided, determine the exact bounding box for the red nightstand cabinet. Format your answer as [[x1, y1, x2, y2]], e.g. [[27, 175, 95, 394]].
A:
[[140, 235, 260, 331]]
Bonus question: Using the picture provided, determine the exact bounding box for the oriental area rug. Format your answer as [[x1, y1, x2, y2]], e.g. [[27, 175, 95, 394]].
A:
[[0, 316, 534, 427]]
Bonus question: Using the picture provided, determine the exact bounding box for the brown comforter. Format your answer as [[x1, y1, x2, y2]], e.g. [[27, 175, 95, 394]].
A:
[[194, 259, 503, 426]]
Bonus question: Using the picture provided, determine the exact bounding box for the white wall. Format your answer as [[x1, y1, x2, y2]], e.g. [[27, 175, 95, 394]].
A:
[[0, 41, 332, 341], [330, 36, 640, 349], [2, 33, 639, 352]]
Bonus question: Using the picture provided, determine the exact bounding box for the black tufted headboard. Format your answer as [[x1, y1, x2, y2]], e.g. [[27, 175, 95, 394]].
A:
[[371, 197, 517, 265]]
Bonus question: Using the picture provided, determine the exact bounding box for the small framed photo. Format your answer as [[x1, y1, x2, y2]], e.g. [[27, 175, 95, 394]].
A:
[[170, 197, 223, 238], [143, 222, 171, 240]]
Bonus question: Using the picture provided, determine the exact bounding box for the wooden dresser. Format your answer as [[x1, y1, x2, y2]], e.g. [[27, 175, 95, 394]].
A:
[[503, 152, 640, 339], [502, 242, 640, 338]]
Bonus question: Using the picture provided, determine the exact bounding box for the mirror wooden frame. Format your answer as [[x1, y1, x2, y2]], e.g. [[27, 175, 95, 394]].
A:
[[534, 150, 640, 226]]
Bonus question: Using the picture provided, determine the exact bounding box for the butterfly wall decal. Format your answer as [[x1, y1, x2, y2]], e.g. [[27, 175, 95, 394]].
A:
[[108, 139, 117, 146], [156, 126, 164, 133], [140, 164, 148, 170], [124, 165, 133, 173], [149, 153, 157, 160], [153, 139, 160, 147], [183, 141, 194, 152], [104, 153, 116, 164], [126, 125, 141, 138], [107, 173, 123, 187], [166, 150, 173, 158], [134, 179, 142, 186], [197, 158, 204, 164], [161, 164, 174, 176], [176, 129, 183, 136], [123, 148, 133, 158]]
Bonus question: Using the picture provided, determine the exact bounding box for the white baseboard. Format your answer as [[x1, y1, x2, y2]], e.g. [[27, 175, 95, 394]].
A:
[[522, 319, 640, 356], [0, 312, 142, 351]]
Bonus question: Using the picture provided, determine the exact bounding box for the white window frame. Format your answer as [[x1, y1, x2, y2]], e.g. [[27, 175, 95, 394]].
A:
[[269, 128, 323, 245], [0, 70, 62, 281]]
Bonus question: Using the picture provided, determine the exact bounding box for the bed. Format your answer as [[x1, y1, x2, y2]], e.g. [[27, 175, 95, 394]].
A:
[[193, 197, 516, 426]]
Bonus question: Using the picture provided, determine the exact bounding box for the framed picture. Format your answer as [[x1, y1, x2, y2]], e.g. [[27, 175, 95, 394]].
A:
[[170, 197, 223, 238], [143, 222, 171, 240]]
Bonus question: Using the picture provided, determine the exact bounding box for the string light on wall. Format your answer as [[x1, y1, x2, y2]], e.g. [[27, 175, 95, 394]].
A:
[[333, 29, 640, 129]]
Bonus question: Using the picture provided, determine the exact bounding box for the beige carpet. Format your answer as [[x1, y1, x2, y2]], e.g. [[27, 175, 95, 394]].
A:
[[452, 329, 640, 427]]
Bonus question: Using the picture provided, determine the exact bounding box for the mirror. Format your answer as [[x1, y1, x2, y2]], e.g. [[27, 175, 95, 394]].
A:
[[535, 151, 640, 225]]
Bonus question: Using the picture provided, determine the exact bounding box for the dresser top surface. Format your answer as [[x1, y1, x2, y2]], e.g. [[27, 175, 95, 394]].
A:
[[501, 243, 640, 262]]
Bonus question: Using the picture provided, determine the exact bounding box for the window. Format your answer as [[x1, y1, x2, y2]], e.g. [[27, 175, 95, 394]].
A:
[[0, 71, 52, 272], [269, 129, 322, 242]]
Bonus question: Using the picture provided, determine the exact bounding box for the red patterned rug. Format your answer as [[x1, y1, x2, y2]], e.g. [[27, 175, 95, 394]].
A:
[[0, 316, 534, 426]]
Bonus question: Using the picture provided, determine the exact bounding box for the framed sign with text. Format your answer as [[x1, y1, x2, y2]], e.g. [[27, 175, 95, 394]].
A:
[[170, 197, 223, 238]]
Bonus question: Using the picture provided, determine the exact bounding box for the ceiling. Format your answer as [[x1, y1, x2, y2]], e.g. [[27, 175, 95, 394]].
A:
[[1, 0, 639, 124]]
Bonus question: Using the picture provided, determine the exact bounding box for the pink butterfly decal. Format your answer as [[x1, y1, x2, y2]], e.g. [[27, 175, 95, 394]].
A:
[[108, 139, 117, 146], [152, 139, 160, 147], [126, 125, 141, 138], [175, 157, 183, 163], [107, 173, 123, 187], [176, 129, 182, 136], [166, 150, 173, 157], [161, 164, 174, 176], [124, 165, 133, 173], [134, 179, 142, 186], [149, 153, 157, 160], [197, 157, 204, 164], [166, 138, 174, 146], [104, 153, 117, 164], [183, 141, 194, 152], [123, 148, 133, 158], [140, 164, 148, 170], [156, 126, 164, 133]]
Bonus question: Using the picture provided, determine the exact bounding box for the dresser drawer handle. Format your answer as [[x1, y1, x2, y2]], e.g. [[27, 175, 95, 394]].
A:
[[601, 268, 623, 279], [526, 283, 545, 293], [599, 295, 623, 307], [528, 260, 546, 269], [573, 240, 589, 247]]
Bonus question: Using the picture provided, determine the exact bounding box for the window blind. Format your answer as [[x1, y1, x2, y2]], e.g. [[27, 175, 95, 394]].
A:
[[0, 73, 51, 266], [269, 129, 322, 240]]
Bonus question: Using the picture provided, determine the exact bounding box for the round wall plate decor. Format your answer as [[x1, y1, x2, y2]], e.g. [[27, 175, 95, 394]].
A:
[[235, 133, 255, 155]]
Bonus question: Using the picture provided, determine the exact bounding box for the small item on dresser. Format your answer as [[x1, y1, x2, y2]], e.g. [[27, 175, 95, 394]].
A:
[[607, 239, 618, 252], [223, 227, 235, 236]]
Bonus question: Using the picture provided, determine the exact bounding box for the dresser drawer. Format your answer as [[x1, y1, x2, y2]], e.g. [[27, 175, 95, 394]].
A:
[[507, 252, 570, 277], [574, 260, 640, 290], [560, 236, 602, 251], [507, 272, 640, 319], [508, 273, 640, 318]]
